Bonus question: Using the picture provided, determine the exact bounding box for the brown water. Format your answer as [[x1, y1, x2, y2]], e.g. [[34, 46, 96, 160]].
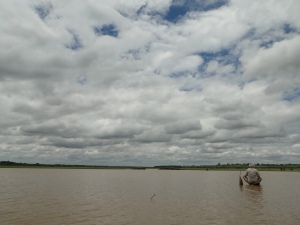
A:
[[0, 169, 299, 225]]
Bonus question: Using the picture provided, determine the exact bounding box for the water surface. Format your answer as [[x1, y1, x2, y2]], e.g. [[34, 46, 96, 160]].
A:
[[0, 169, 299, 225]]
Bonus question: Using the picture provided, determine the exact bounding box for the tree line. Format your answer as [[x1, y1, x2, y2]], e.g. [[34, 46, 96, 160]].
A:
[[1, 161, 299, 170]]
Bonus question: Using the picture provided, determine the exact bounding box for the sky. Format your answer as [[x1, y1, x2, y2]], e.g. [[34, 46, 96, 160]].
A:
[[0, 0, 300, 166]]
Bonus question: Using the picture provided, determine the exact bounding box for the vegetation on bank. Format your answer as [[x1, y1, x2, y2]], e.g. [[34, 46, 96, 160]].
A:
[[154, 164, 300, 171], [1, 161, 300, 171], [0, 161, 134, 169]]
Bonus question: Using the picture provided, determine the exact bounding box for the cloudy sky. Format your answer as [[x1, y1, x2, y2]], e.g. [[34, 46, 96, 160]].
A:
[[1, 0, 300, 166]]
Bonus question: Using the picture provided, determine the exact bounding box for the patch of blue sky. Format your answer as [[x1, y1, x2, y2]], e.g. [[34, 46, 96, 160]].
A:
[[283, 88, 300, 102], [243, 25, 298, 50], [258, 35, 287, 49], [259, 40, 276, 49], [34, 3, 52, 20], [199, 49, 230, 64], [241, 28, 269, 42], [164, 4, 187, 23], [170, 71, 195, 78], [65, 30, 83, 51], [242, 28, 256, 39], [136, 3, 148, 16], [179, 86, 202, 92], [163, 0, 228, 23], [198, 70, 217, 78], [94, 24, 118, 37], [283, 24, 297, 34], [77, 75, 87, 85], [259, 32, 299, 49], [197, 65, 207, 76], [198, 48, 240, 73]]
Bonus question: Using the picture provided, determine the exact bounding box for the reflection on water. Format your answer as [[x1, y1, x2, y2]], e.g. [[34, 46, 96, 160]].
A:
[[240, 184, 263, 204], [0, 169, 299, 225], [239, 185, 266, 223]]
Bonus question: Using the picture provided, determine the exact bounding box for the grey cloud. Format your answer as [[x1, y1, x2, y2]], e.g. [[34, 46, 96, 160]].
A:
[[205, 142, 237, 150], [212, 100, 256, 115], [232, 127, 286, 141], [48, 137, 123, 149], [133, 128, 171, 143], [50, 139, 93, 149], [93, 124, 143, 139], [165, 119, 201, 134], [201, 148, 226, 154], [181, 130, 216, 140], [289, 134, 300, 144], [20, 122, 87, 139], [222, 112, 243, 121], [4, 136, 34, 145], [215, 119, 261, 130]]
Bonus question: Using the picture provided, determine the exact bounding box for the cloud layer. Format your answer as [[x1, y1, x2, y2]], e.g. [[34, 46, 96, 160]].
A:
[[1, 0, 300, 166]]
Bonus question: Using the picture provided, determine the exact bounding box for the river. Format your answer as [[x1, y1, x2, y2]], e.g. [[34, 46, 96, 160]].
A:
[[0, 169, 299, 225]]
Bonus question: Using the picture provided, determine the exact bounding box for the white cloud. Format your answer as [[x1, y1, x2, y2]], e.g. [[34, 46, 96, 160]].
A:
[[243, 36, 300, 79], [0, 0, 299, 166]]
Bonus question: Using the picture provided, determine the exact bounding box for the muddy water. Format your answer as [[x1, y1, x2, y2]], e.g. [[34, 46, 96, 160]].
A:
[[0, 169, 299, 225]]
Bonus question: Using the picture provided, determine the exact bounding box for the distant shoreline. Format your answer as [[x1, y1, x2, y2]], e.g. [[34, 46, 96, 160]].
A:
[[1, 161, 299, 171]]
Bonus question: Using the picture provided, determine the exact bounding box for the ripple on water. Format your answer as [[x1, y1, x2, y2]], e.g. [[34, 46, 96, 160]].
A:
[[0, 169, 299, 225]]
